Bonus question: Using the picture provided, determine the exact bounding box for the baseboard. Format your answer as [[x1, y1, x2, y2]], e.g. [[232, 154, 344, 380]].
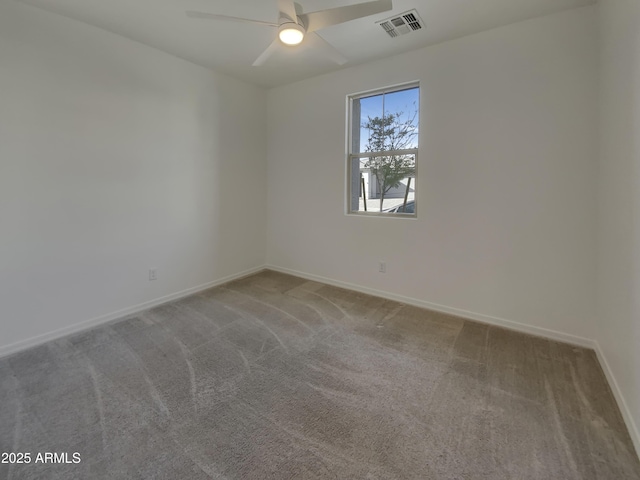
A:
[[265, 264, 595, 348], [593, 342, 640, 459], [0, 265, 266, 359]]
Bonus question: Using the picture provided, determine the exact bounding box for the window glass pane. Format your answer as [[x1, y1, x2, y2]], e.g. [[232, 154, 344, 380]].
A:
[[357, 87, 419, 154], [352, 154, 416, 213]]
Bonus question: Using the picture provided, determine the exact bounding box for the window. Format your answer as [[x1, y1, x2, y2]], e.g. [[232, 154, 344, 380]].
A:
[[347, 83, 419, 216]]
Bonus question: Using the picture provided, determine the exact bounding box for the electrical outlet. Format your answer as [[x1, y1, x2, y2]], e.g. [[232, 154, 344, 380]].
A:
[[379, 262, 386, 273], [149, 269, 157, 281]]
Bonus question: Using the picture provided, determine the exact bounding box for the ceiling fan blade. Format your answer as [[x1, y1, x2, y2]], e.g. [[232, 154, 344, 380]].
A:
[[186, 11, 278, 27], [307, 33, 348, 65], [300, 0, 393, 33], [278, 0, 298, 22], [252, 38, 281, 66]]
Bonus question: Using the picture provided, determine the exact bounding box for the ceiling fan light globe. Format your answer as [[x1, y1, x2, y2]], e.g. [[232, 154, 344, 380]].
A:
[[278, 23, 305, 45]]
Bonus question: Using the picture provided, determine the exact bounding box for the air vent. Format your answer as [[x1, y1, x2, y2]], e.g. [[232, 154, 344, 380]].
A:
[[377, 9, 424, 38]]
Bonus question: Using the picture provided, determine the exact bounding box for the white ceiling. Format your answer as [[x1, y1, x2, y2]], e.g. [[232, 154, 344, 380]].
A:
[[16, 0, 595, 87]]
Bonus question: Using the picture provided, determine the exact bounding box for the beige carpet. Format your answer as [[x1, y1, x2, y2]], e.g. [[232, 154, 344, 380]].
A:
[[1, 270, 639, 479]]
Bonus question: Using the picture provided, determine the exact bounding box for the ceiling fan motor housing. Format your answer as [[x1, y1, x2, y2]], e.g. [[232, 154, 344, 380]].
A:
[[278, 19, 305, 45]]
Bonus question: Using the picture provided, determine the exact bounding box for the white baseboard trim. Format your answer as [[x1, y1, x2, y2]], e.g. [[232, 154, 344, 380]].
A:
[[593, 342, 640, 459], [0, 265, 266, 359], [265, 264, 595, 348]]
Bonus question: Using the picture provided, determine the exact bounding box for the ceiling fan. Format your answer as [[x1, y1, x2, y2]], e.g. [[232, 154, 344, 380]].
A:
[[186, 0, 393, 66]]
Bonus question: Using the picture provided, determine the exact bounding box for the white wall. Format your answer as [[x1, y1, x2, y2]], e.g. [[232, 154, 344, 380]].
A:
[[0, 1, 267, 352], [266, 7, 598, 342], [596, 0, 640, 453]]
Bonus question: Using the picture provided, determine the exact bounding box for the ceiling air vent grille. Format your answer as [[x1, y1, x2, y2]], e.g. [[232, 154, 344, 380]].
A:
[[377, 9, 424, 38]]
